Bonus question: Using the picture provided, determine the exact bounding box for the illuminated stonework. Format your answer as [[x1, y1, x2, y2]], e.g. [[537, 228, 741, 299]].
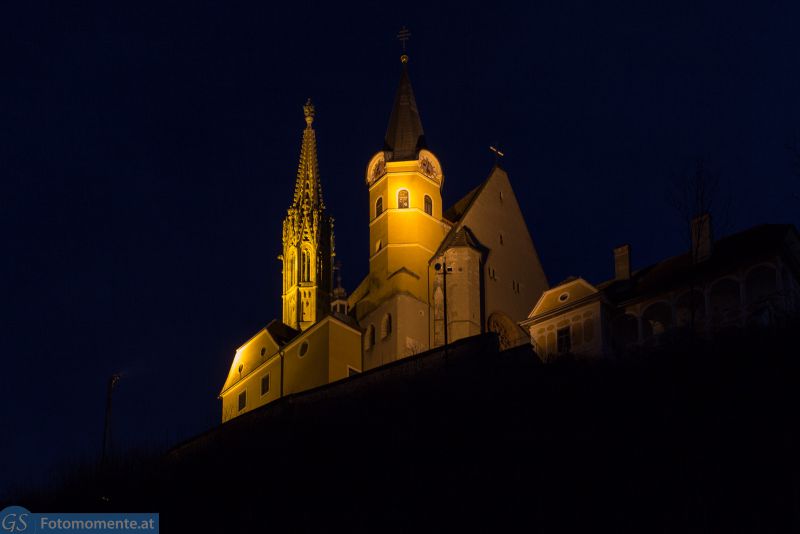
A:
[[220, 56, 552, 422], [349, 57, 549, 369], [281, 99, 333, 331]]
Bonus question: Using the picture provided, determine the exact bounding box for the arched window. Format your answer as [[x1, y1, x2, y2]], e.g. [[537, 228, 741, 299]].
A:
[[487, 312, 520, 351], [381, 313, 392, 339], [375, 197, 383, 217], [301, 249, 311, 282], [398, 189, 409, 209], [642, 302, 672, 340], [287, 251, 296, 287], [675, 290, 705, 329], [745, 265, 777, 306], [710, 278, 741, 326], [365, 325, 375, 350], [424, 195, 432, 215]]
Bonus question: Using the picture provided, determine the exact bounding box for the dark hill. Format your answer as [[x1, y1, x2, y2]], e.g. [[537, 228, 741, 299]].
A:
[[14, 328, 800, 533]]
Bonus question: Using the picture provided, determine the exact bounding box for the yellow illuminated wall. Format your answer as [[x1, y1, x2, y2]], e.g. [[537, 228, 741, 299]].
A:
[[356, 150, 450, 315], [281, 99, 332, 331], [352, 149, 452, 367], [220, 316, 361, 422]]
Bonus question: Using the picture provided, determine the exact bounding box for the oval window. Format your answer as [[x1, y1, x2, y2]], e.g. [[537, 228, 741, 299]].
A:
[[558, 292, 569, 302], [299, 341, 309, 357]]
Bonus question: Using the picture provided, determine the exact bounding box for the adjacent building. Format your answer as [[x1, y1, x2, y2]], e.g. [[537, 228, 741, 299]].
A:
[[523, 219, 800, 359]]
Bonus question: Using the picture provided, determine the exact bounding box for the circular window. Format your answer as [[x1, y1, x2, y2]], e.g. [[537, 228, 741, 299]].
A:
[[558, 292, 570, 302], [299, 341, 309, 357], [260, 347, 266, 357]]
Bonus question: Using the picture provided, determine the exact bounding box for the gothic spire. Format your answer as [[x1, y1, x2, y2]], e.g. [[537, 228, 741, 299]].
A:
[[292, 98, 324, 211], [384, 58, 426, 162]]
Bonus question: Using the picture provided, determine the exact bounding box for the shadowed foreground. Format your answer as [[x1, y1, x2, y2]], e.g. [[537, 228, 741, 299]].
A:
[[12, 327, 800, 533]]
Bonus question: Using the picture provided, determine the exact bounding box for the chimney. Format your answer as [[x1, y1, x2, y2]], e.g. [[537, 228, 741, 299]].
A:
[[691, 213, 712, 262], [613, 244, 631, 280]]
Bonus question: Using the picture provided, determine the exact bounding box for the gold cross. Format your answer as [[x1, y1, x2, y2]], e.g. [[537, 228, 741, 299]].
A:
[[489, 145, 505, 161]]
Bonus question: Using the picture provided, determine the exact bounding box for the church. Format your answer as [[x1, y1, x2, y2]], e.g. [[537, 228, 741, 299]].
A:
[[219, 52, 549, 422]]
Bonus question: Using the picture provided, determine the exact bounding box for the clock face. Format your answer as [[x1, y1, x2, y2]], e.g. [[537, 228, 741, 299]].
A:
[[365, 150, 443, 187], [372, 159, 385, 181], [417, 150, 442, 185], [419, 156, 437, 179], [366, 153, 386, 186]]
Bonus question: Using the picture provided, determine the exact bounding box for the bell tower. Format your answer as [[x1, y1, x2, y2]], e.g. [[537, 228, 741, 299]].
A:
[[355, 53, 451, 367], [281, 99, 333, 331]]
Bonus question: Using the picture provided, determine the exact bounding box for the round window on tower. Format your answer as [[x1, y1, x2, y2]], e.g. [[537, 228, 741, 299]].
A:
[[299, 341, 309, 357]]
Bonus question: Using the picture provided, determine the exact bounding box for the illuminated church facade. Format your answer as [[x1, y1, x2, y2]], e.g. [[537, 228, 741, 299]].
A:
[[219, 54, 549, 422]]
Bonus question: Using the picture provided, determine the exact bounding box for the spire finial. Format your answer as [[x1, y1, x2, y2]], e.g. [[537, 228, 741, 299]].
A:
[[303, 98, 315, 127], [397, 26, 410, 63]]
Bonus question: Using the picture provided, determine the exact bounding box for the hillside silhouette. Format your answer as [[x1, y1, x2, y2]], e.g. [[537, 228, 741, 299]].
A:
[[10, 324, 800, 533]]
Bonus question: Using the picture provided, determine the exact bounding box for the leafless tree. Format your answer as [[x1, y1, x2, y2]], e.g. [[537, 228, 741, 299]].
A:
[[667, 158, 733, 330], [668, 158, 732, 246]]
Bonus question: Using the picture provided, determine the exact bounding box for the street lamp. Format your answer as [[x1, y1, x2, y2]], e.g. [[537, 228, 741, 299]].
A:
[[101, 373, 120, 467], [434, 260, 448, 347]]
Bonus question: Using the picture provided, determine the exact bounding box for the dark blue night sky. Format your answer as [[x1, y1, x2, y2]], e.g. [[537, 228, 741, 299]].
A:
[[2, 1, 799, 495]]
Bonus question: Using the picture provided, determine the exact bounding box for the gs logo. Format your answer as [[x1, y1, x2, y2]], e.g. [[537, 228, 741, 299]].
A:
[[0, 507, 30, 532]]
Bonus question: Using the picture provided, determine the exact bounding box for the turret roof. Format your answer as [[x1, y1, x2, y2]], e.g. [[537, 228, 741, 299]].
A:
[[384, 61, 426, 161]]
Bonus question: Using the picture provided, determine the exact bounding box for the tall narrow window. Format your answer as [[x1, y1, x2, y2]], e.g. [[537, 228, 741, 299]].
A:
[[375, 197, 383, 217], [261, 374, 270, 396], [557, 327, 571, 354], [424, 195, 432, 215], [398, 189, 409, 209], [301, 249, 311, 282], [365, 325, 376, 350], [238, 390, 247, 411], [288, 252, 296, 287], [381, 313, 392, 339]]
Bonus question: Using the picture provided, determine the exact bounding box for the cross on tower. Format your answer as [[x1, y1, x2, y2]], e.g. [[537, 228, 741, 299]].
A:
[[489, 144, 505, 163], [397, 26, 411, 51]]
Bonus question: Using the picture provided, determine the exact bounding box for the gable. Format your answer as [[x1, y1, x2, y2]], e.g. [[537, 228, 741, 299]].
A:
[[453, 166, 550, 323], [529, 278, 599, 318], [220, 327, 282, 395]]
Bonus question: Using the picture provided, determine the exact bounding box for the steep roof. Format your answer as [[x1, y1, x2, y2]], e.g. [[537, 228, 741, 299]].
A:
[[432, 226, 489, 259], [443, 182, 486, 224], [265, 319, 300, 346], [384, 62, 426, 161]]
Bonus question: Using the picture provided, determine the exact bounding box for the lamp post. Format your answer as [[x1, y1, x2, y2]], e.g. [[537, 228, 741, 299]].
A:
[[434, 260, 448, 347], [101, 373, 120, 467]]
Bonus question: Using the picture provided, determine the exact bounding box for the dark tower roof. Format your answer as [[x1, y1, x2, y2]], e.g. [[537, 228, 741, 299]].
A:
[[384, 61, 426, 161]]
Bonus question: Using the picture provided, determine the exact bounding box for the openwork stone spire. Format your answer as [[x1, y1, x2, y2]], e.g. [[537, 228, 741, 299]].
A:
[[281, 99, 333, 331], [291, 98, 325, 212]]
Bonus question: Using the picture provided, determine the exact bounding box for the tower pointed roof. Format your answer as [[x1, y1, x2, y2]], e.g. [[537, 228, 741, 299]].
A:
[[384, 58, 426, 161], [291, 98, 324, 211]]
